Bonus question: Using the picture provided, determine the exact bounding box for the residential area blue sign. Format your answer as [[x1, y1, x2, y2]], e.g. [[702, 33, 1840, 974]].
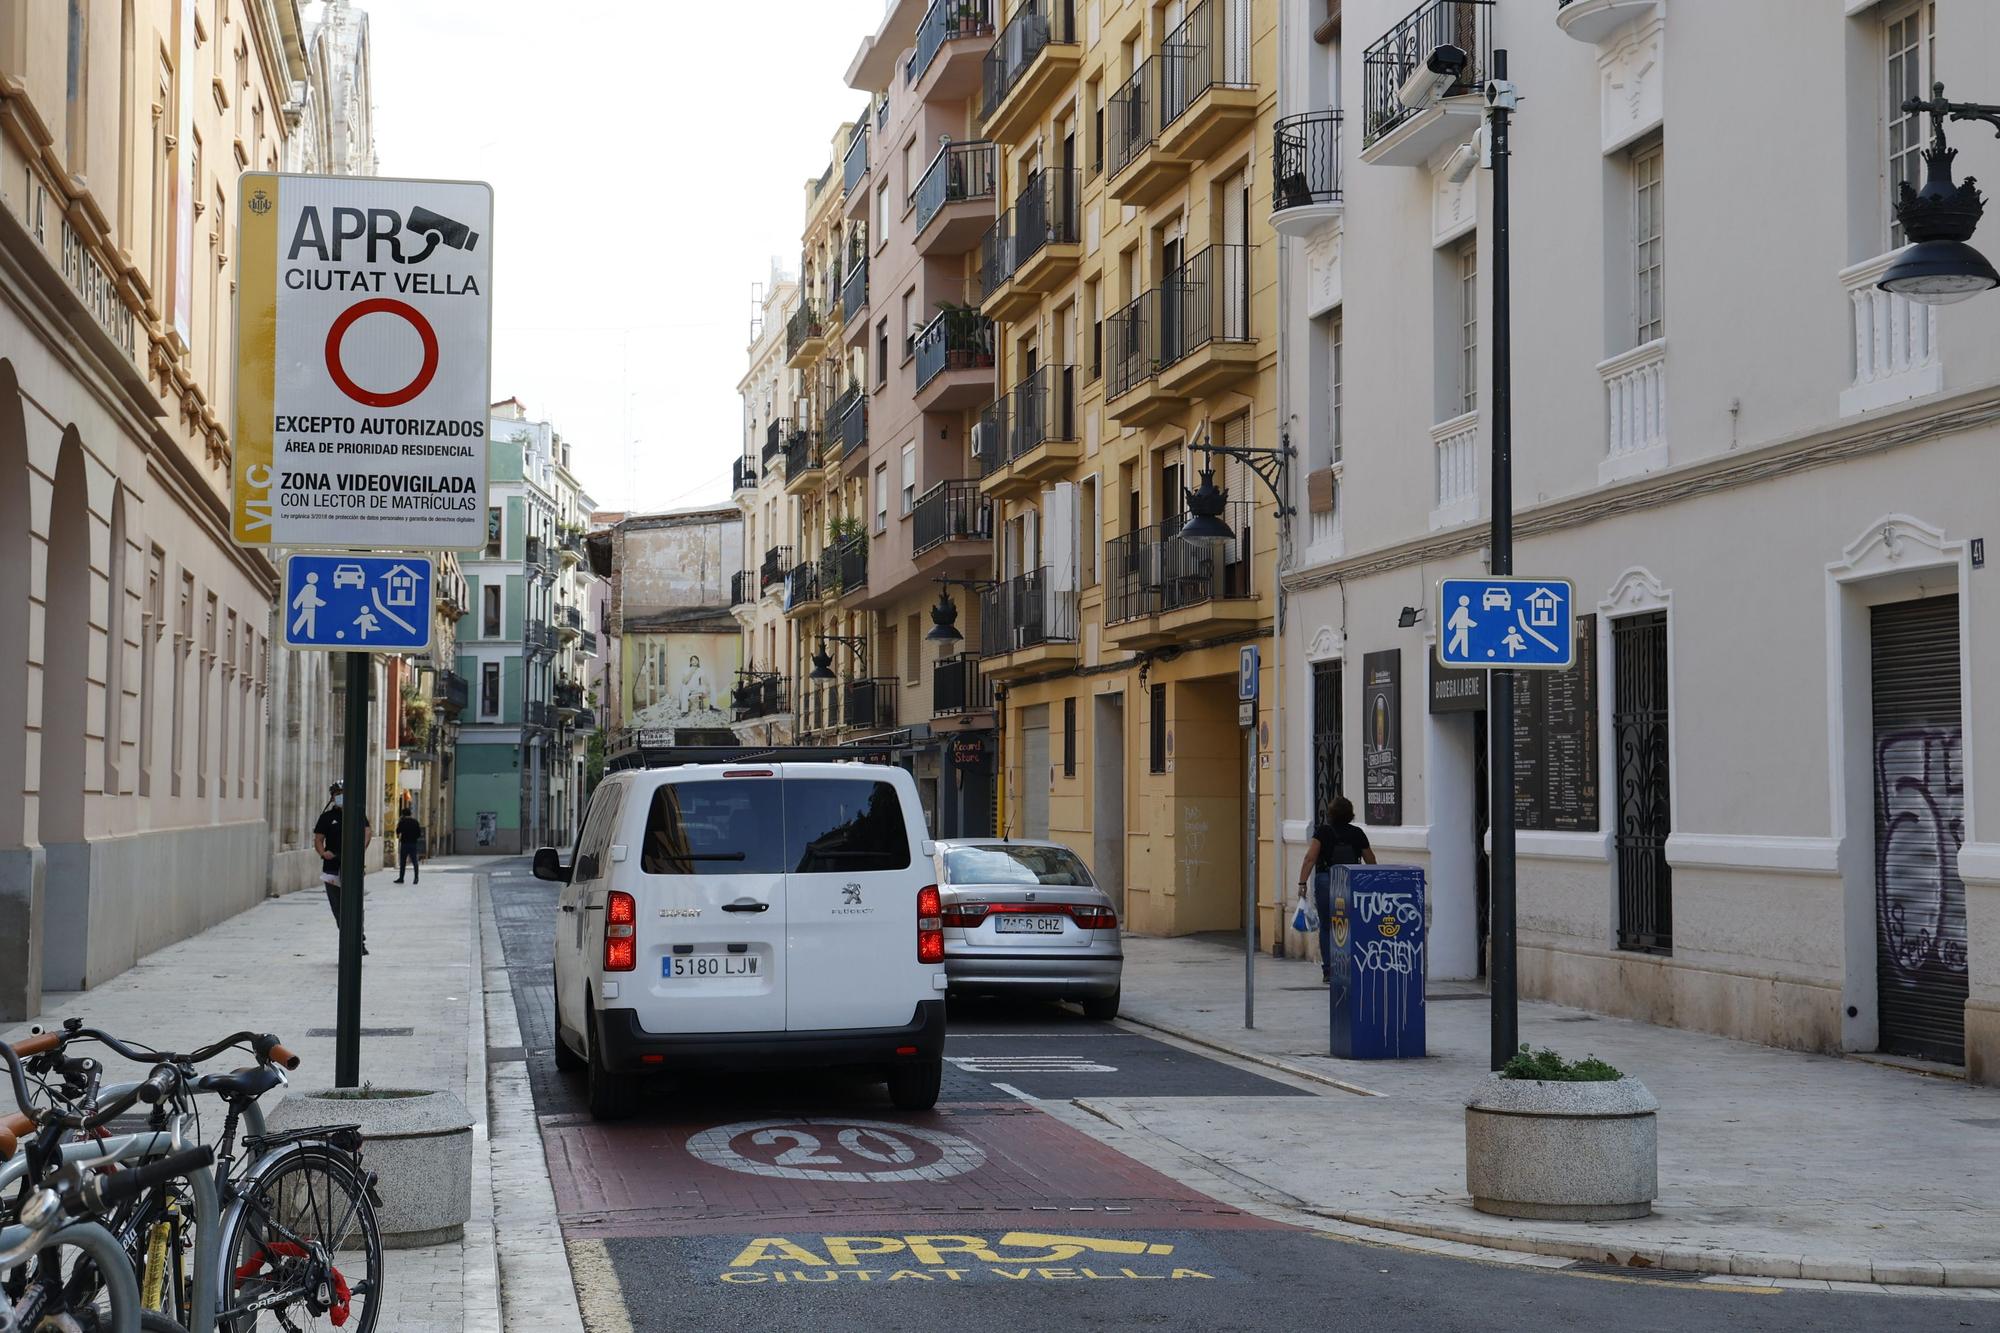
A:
[[282, 553, 433, 652], [1436, 577, 1575, 671]]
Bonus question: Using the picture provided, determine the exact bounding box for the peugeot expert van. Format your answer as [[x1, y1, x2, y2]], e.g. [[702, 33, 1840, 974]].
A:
[[535, 762, 947, 1119]]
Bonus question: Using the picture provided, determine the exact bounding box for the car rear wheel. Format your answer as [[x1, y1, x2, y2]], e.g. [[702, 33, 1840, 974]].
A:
[[886, 1057, 942, 1111], [585, 1001, 637, 1120], [1081, 989, 1121, 1022]]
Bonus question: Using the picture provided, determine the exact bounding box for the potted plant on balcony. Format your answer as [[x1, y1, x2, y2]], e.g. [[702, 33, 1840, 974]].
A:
[[1464, 1045, 1659, 1221]]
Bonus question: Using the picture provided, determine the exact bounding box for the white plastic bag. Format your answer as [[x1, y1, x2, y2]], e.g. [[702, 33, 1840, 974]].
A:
[[1293, 891, 1320, 934]]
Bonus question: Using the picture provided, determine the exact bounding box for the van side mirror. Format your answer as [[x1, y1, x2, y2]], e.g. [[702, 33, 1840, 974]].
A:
[[532, 847, 571, 883]]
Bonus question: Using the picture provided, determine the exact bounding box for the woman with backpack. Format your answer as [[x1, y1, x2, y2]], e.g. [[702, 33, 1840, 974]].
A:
[[1297, 795, 1376, 984]]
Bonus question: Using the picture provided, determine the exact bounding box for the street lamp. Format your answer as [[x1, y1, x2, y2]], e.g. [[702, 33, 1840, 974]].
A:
[[808, 634, 866, 681], [1878, 82, 2000, 306], [1171, 423, 1296, 548], [926, 588, 964, 643]]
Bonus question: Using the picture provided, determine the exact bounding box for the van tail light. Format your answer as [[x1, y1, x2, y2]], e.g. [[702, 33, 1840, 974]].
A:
[[917, 885, 944, 964], [605, 890, 637, 972]]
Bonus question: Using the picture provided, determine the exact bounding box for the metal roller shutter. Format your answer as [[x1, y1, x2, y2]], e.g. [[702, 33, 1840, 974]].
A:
[[1871, 595, 1967, 1064]]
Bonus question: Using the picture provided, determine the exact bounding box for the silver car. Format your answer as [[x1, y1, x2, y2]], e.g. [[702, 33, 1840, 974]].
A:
[[932, 839, 1123, 1019]]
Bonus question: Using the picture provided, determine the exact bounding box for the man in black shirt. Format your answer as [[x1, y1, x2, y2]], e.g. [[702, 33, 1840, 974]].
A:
[[394, 805, 425, 884], [1296, 795, 1377, 983], [313, 780, 372, 954]]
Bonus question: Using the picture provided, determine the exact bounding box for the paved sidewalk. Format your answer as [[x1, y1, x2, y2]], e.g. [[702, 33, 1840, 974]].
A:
[[1112, 934, 2000, 1289], [2, 862, 504, 1332]]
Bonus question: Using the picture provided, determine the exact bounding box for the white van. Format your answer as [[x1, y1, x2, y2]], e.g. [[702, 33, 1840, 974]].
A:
[[535, 762, 948, 1119]]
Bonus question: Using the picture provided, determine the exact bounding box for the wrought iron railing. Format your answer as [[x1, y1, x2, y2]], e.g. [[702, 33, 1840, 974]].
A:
[[839, 387, 869, 454], [1013, 167, 1080, 267], [763, 419, 788, 467], [1273, 110, 1344, 214], [914, 141, 997, 235], [1158, 0, 1252, 128], [783, 428, 822, 482], [1161, 243, 1253, 365], [523, 536, 546, 570], [1104, 503, 1253, 624], [785, 303, 826, 361], [580, 630, 597, 656], [1362, 0, 1493, 148], [916, 309, 995, 391], [843, 123, 869, 197], [553, 680, 585, 711], [910, 0, 994, 86], [435, 671, 469, 714], [785, 560, 820, 611], [933, 654, 992, 715], [842, 256, 869, 323], [560, 604, 583, 630], [1106, 288, 1159, 399], [1106, 58, 1159, 179], [761, 544, 793, 590], [912, 479, 993, 556], [524, 700, 549, 727], [1006, 364, 1078, 460], [979, 567, 1078, 656], [978, 211, 1017, 302], [844, 678, 900, 731], [973, 398, 1008, 477], [982, 0, 1078, 122], [730, 569, 757, 606], [732, 674, 790, 720], [835, 532, 868, 594], [733, 455, 758, 491]]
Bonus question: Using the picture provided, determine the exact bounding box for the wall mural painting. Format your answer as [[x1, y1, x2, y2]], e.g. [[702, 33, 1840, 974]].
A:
[[624, 633, 740, 732]]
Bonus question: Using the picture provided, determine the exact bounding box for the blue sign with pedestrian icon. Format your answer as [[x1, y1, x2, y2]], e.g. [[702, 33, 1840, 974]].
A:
[[283, 554, 433, 653], [1435, 577, 1575, 671]]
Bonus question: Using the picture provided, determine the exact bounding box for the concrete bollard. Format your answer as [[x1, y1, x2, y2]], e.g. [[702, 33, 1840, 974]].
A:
[[1464, 1075, 1660, 1221]]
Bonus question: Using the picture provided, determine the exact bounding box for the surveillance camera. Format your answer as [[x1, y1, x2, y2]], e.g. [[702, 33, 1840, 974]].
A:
[[1443, 140, 1479, 184], [1396, 44, 1469, 114]]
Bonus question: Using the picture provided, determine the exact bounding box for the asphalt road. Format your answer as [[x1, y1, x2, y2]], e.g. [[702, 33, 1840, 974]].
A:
[[486, 858, 1988, 1332]]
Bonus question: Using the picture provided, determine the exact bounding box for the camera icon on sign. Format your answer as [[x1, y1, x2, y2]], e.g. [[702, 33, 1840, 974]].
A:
[[403, 205, 480, 263]]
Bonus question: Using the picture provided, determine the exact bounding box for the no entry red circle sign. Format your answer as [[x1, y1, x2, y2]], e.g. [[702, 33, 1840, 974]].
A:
[[323, 297, 440, 407]]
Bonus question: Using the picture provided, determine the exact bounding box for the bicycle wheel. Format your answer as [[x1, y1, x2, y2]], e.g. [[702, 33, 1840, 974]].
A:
[[217, 1147, 381, 1333], [3, 1220, 149, 1333]]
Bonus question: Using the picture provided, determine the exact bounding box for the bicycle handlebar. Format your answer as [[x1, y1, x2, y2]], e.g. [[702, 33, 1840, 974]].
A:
[[7, 1031, 59, 1057], [75, 1144, 215, 1213]]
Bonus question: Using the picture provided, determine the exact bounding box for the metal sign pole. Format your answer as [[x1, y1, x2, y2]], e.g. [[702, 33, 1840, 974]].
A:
[[335, 649, 369, 1088], [1488, 48, 1519, 1072], [1245, 715, 1257, 1030]]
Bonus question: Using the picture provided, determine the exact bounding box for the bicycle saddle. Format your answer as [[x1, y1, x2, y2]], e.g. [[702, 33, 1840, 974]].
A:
[[195, 1065, 285, 1101]]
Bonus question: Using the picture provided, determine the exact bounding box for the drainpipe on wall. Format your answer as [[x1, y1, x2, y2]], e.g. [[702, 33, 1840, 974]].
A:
[[1270, 0, 1294, 956]]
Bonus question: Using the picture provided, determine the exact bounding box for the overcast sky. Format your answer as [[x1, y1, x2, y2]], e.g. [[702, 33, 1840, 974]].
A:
[[368, 0, 883, 514]]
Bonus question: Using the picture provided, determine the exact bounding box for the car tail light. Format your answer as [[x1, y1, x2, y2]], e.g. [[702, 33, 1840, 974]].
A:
[[604, 890, 637, 972], [941, 901, 988, 928], [918, 885, 944, 963], [1068, 904, 1118, 930]]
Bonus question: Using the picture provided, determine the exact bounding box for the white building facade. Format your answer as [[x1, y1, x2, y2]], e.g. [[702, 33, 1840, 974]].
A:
[[729, 266, 802, 745], [1275, 0, 2000, 1079]]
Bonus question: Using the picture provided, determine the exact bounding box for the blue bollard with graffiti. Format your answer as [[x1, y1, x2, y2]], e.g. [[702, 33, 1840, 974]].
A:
[[1326, 865, 1427, 1059]]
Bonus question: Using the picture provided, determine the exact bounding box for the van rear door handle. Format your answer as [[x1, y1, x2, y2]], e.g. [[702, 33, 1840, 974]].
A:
[[722, 900, 770, 913], [560, 904, 575, 913]]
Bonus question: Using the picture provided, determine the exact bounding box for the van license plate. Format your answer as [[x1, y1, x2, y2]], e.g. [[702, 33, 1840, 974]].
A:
[[666, 954, 759, 978], [994, 916, 1065, 935]]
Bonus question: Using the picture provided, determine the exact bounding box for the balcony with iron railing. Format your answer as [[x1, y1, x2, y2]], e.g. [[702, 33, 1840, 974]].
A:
[[553, 680, 585, 717], [911, 478, 993, 569], [1106, 57, 1180, 205], [981, 0, 1081, 145], [580, 629, 598, 656], [1104, 503, 1258, 648], [842, 677, 900, 732], [1157, 0, 1258, 160], [784, 559, 821, 615], [843, 123, 870, 198], [1272, 110, 1345, 236], [841, 255, 870, 329], [914, 308, 997, 410], [978, 566, 1079, 678], [761, 544, 793, 591], [731, 569, 757, 608], [557, 603, 583, 639], [1110, 244, 1257, 420], [832, 532, 869, 600], [1104, 288, 1183, 426], [785, 303, 828, 369], [782, 428, 825, 495], [979, 364, 1080, 500], [523, 536, 547, 571], [932, 653, 993, 716], [558, 529, 586, 565], [731, 674, 791, 721], [908, 0, 995, 102], [1009, 166, 1082, 295], [435, 670, 469, 715], [913, 141, 998, 255], [1361, 0, 1494, 167], [976, 210, 1022, 317], [524, 700, 549, 729], [732, 454, 759, 495], [762, 419, 788, 472], [838, 386, 869, 459]]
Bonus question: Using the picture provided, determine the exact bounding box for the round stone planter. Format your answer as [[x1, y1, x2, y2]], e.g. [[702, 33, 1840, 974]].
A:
[[1464, 1075, 1659, 1221], [267, 1087, 473, 1248]]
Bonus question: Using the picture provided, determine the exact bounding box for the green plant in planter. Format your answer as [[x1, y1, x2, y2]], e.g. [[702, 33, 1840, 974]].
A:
[[1499, 1045, 1623, 1082]]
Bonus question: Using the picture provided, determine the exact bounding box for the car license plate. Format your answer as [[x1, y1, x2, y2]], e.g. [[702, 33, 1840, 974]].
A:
[[994, 915, 1065, 935], [665, 954, 758, 978]]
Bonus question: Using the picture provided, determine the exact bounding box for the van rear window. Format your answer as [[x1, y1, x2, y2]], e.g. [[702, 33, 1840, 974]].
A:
[[784, 780, 910, 873], [641, 782, 783, 876]]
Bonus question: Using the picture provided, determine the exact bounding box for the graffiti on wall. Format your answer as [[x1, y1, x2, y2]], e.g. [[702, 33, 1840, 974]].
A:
[[1875, 725, 1968, 985]]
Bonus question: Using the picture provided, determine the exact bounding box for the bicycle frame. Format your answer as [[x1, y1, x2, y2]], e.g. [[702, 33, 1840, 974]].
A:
[[0, 1219, 144, 1333]]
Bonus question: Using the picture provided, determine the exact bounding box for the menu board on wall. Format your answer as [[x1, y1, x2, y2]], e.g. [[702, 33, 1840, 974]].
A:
[[1362, 649, 1401, 826], [1512, 614, 1599, 832]]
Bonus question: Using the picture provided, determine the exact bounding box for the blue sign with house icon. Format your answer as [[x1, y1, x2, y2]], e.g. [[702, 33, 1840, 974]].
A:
[[282, 553, 433, 653], [1435, 577, 1575, 671]]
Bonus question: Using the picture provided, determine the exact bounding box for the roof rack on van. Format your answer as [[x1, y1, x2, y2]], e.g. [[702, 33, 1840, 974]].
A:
[[604, 743, 900, 772]]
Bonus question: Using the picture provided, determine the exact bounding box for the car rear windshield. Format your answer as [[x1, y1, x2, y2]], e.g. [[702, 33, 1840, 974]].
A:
[[943, 844, 1093, 887], [640, 777, 909, 875]]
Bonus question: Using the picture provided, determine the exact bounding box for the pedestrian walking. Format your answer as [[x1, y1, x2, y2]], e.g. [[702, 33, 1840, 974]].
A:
[[1297, 795, 1376, 984], [313, 780, 372, 955], [395, 804, 425, 884]]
